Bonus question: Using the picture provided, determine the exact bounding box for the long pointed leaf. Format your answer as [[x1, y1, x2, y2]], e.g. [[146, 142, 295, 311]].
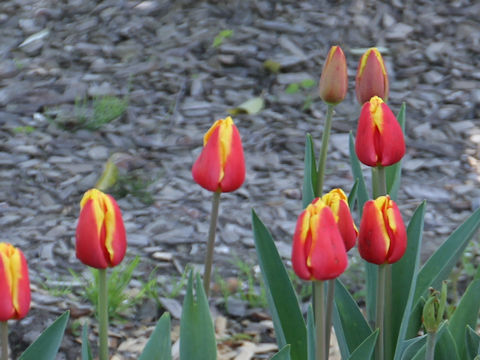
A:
[[252, 210, 307, 360], [180, 273, 216, 360], [399, 335, 427, 360], [466, 325, 480, 359], [333, 279, 371, 357], [410, 322, 448, 360], [347, 329, 378, 360], [81, 323, 93, 360], [392, 202, 426, 360], [307, 305, 315, 360], [271, 345, 291, 360], [140, 312, 172, 360], [410, 208, 480, 335], [436, 325, 460, 360], [302, 133, 317, 208], [348, 180, 359, 211], [349, 132, 375, 323], [448, 279, 480, 359], [20, 311, 70, 360], [385, 102, 406, 200]]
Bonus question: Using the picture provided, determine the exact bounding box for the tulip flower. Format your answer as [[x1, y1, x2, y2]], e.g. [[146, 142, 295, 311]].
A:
[[355, 47, 389, 104], [319, 46, 348, 105], [192, 116, 245, 193], [355, 96, 405, 167], [0, 243, 30, 321], [292, 198, 348, 281], [321, 188, 358, 251], [76, 188, 127, 269], [358, 196, 407, 265]]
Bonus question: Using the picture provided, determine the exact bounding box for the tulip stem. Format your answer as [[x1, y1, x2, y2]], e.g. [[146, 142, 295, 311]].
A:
[[314, 281, 326, 360], [98, 268, 109, 360], [373, 166, 387, 197], [324, 279, 335, 359], [203, 191, 221, 297], [316, 104, 334, 196], [376, 264, 386, 360], [1, 322, 8, 360], [385, 264, 393, 360], [425, 331, 436, 360]]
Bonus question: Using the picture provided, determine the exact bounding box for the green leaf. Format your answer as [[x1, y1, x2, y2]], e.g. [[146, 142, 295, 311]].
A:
[[347, 180, 359, 211], [307, 305, 315, 360], [347, 329, 378, 360], [271, 345, 291, 360], [392, 202, 426, 359], [348, 132, 375, 323], [263, 59, 282, 73], [385, 102, 406, 201], [300, 78, 316, 89], [95, 159, 119, 192], [252, 210, 307, 360], [212, 29, 233, 48], [399, 335, 427, 360], [466, 325, 480, 359], [228, 97, 264, 115], [410, 322, 448, 360], [140, 312, 172, 360], [411, 207, 480, 334], [20, 311, 70, 360], [81, 323, 93, 360], [285, 83, 300, 94], [435, 325, 460, 360], [180, 273, 217, 360], [333, 279, 372, 357], [448, 279, 480, 359], [302, 134, 317, 208]]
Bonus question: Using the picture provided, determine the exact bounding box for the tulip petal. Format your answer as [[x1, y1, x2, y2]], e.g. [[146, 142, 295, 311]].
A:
[[76, 199, 110, 268], [385, 201, 407, 264], [308, 207, 347, 280], [358, 200, 390, 265], [0, 255, 15, 321], [337, 200, 358, 251], [319, 46, 348, 104], [219, 124, 245, 192], [192, 125, 223, 192], [13, 250, 31, 319], [355, 48, 389, 104], [355, 102, 379, 166], [376, 103, 405, 167], [292, 211, 313, 280], [106, 195, 127, 267]]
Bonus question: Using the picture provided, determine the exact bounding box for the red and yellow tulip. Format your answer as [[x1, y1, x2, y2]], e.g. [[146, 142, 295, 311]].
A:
[[319, 46, 348, 105], [0, 243, 30, 321], [355, 47, 389, 104], [192, 116, 245, 193], [358, 196, 407, 265], [355, 96, 405, 167], [322, 189, 358, 251], [76, 188, 127, 269], [292, 198, 348, 281]]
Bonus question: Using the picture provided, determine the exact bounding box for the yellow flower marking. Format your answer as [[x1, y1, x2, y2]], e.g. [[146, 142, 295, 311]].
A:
[[359, 48, 387, 77], [80, 189, 117, 262], [203, 117, 234, 183], [369, 96, 385, 133], [373, 196, 395, 253]]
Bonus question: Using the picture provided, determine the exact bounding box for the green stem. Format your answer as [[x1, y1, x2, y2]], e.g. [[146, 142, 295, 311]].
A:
[[314, 281, 326, 360], [385, 265, 393, 360], [316, 104, 334, 196], [98, 268, 109, 360], [375, 265, 386, 360], [425, 331, 436, 360], [1, 322, 8, 360], [203, 191, 221, 297], [324, 279, 335, 360], [375, 166, 387, 197]]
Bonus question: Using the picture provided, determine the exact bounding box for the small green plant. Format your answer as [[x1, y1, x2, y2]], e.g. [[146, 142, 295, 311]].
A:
[[111, 170, 155, 205], [212, 29, 234, 48], [13, 126, 35, 134], [70, 256, 144, 319], [232, 257, 268, 308]]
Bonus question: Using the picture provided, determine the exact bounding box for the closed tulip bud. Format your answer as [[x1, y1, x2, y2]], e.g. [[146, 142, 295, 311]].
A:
[[192, 116, 245, 193], [321, 189, 358, 251], [0, 243, 31, 321], [355, 96, 405, 167], [319, 46, 348, 105], [76, 188, 127, 269], [292, 198, 348, 281], [358, 196, 407, 265], [355, 47, 389, 104]]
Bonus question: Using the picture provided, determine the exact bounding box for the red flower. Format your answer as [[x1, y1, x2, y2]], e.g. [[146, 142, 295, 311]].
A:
[[192, 116, 245, 192], [322, 189, 358, 251], [0, 243, 31, 321], [319, 46, 348, 105], [355, 48, 389, 104], [76, 189, 127, 269], [355, 96, 405, 167], [292, 198, 348, 281], [358, 196, 407, 265]]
